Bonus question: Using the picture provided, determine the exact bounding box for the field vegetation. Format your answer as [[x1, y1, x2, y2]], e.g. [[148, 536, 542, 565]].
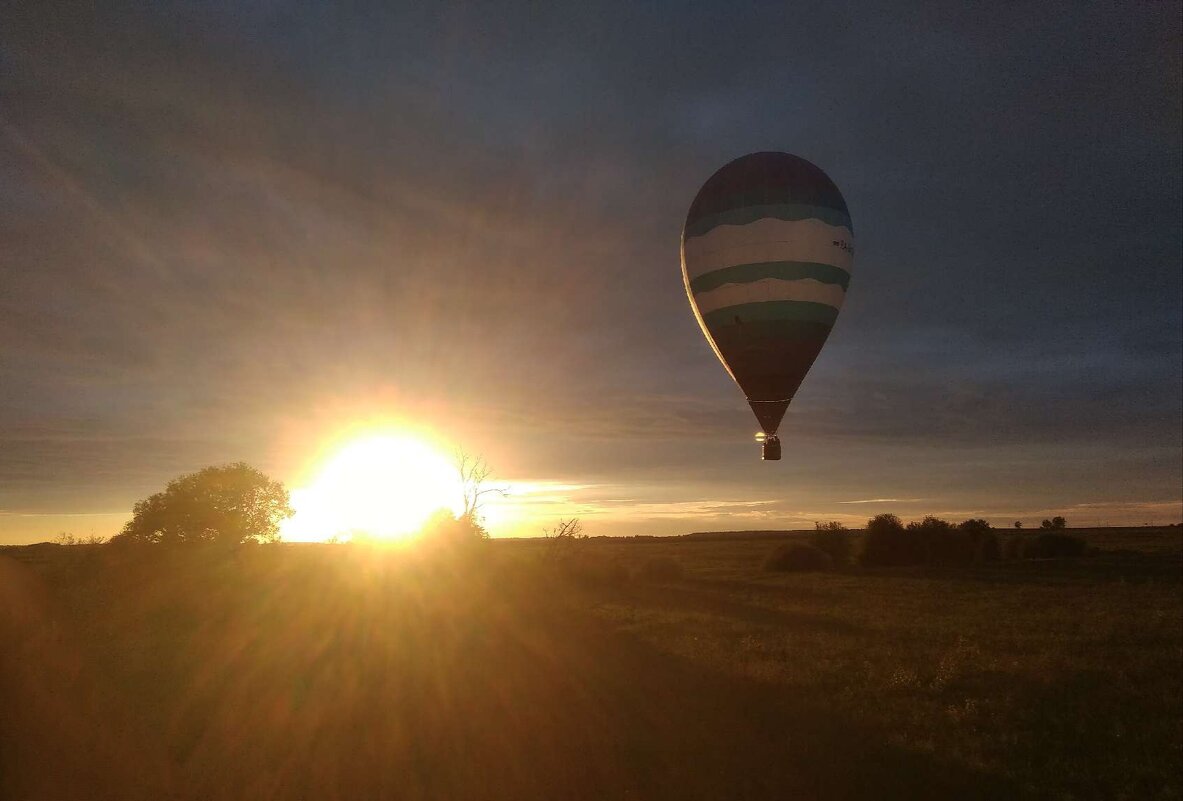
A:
[[2, 525, 1180, 800]]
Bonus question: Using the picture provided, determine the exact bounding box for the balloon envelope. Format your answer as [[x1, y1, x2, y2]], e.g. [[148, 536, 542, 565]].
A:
[[681, 152, 853, 435]]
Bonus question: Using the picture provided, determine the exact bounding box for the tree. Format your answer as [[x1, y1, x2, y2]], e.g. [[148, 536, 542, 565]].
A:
[[115, 463, 293, 545], [958, 519, 991, 536], [958, 519, 1000, 562], [1014, 521, 1023, 529], [1051, 516, 1067, 529], [908, 516, 965, 565], [867, 513, 904, 535], [455, 450, 506, 531], [861, 513, 911, 566]]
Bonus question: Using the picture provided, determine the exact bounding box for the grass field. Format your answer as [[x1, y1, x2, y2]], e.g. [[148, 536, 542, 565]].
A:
[[2, 527, 1180, 800]]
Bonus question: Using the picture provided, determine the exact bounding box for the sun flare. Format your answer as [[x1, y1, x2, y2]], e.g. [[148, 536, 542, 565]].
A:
[[281, 433, 462, 542]]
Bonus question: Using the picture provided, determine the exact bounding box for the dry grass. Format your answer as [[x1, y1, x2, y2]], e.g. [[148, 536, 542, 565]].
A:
[[2, 527, 1180, 800]]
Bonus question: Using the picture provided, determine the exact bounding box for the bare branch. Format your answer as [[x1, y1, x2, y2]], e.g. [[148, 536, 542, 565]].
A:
[[454, 449, 507, 521], [543, 518, 584, 540]]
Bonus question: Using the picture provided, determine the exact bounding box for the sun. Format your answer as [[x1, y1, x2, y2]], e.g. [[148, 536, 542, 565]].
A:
[[281, 433, 462, 542]]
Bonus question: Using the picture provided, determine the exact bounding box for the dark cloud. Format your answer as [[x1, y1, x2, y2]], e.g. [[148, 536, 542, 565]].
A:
[[1, 0, 1179, 540]]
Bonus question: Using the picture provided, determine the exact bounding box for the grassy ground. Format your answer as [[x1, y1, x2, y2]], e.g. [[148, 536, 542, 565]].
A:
[[2, 527, 1180, 800]]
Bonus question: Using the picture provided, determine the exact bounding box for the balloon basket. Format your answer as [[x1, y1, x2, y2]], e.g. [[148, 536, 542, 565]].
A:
[[761, 436, 781, 461]]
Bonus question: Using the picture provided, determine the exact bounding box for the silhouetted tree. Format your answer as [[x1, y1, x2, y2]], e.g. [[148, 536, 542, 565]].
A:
[[958, 519, 1000, 562], [861, 513, 911, 566], [957, 519, 990, 537], [113, 463, 292, 546], [1051, 516, 1067, 529], [908, 516, 969, 565], [1014, 521, 1023, 529], [454, 450, 505, 536]]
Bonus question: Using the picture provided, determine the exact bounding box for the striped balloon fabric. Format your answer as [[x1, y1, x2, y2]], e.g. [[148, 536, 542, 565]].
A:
[[681, 152, 853, 436]]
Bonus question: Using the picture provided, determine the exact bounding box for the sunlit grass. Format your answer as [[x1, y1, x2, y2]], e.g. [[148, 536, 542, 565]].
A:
[[3, 528, 1178, 799]]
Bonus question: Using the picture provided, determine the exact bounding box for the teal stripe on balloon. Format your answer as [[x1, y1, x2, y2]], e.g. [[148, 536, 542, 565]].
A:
[[689, 261, 851, 294], [701, 187, 849, 221], [684, 203, 853, 239], [701, 300, 839, 328]]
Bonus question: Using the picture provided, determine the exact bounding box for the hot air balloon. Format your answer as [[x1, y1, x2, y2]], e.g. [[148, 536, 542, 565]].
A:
[[681, 152, 853, 460]]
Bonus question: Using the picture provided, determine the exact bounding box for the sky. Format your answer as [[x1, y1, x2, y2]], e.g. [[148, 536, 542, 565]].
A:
[[1, 1, 1180, 543]]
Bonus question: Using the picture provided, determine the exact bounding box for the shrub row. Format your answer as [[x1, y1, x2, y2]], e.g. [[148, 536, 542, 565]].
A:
[[860, 515, 1085, 567], [763, 516, 1088, 572], [861, 515, 1001, 567]]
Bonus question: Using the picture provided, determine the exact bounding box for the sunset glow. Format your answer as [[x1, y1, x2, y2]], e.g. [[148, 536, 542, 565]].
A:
[[280, 433, 463, 542]]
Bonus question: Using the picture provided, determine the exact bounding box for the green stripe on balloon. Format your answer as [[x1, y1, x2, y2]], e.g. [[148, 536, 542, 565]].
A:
[[683, 203, 852, 239], [689, 261, 851, 294], [701, 300, 840, 329]]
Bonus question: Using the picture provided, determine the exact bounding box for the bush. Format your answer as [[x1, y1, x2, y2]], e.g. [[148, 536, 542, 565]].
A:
[[975, 531, 1002, 562], [419, 510, 490, 547], [637, 556, 684, 582], [1024, 533, 1086, 559], [810, 522, 853, 566], [764, 543, 833, 572], [861, 514, 913, 566], [53, 532, 108, 546]]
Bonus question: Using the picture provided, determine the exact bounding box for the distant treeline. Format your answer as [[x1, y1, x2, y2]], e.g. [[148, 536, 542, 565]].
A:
[[503, 523, 1178, 546], [752, 515, 1100, 570], [682, 530, 816, 541]]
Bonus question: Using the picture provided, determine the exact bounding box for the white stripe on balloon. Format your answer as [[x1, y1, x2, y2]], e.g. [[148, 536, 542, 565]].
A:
[[682, 216, 854, 279]]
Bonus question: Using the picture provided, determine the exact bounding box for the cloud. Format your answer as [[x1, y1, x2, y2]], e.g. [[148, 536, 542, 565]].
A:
[[837, 498, 927, 505]]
